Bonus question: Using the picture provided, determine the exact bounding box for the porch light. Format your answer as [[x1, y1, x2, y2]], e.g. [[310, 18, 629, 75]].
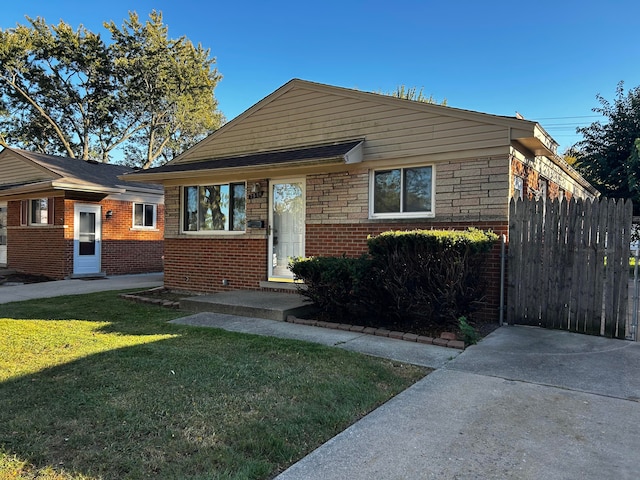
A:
[[252, 183, 261, 194], [105, 210, 113, 219]]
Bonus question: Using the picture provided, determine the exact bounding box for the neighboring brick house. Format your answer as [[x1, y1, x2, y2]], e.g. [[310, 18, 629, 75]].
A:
[[124, 79, 598, 320], [0, 147, 164, 279]]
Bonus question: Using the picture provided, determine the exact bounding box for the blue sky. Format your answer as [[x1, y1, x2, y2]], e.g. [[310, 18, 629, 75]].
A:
[[3, 0, 640, 153]]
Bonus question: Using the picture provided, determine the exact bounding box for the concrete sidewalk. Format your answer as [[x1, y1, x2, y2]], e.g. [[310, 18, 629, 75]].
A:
[[0, 272, 163, 304]]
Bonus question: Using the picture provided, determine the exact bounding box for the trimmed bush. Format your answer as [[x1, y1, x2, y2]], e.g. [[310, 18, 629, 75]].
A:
[[367, 228, 498, 329], [289, 255, 373, 319], [291, 228, 498, 332]]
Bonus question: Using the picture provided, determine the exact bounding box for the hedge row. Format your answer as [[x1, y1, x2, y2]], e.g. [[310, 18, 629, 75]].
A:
[[290, 228, 498, 332]]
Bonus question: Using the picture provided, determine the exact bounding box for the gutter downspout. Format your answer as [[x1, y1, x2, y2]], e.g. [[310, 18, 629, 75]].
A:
[[500, 233, 506, 326]]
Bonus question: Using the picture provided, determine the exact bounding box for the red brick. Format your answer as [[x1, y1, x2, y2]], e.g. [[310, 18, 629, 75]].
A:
[[417, 336, 434, 344]]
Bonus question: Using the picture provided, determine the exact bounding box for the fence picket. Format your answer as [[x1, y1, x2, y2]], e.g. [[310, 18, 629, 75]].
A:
[[508, 196, 632, 339]]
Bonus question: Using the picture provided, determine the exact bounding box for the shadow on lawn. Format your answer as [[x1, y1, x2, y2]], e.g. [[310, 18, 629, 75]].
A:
[[1, 322, 425, 479], [0, 332, 299, 479]]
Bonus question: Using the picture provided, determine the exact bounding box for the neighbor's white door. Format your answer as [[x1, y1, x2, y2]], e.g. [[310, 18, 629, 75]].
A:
[[0, 202, 7, 266], [73, 204, 101, 275], [268, 179, 305, 281]]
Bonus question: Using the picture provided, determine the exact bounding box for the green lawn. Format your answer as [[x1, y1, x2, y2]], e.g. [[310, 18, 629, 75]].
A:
[[0, 292, 428, 480]]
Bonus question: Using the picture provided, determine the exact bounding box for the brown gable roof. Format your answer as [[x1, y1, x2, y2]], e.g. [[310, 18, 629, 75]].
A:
[[0, 148, 161, 192]]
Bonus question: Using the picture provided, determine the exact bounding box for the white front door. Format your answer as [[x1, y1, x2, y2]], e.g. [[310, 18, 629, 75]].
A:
[[268, 179, 305, 281], [0, 202, 7, 266], [73, 204, 102, 275]]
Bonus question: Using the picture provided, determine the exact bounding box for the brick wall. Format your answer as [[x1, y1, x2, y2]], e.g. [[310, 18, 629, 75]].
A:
[[7, 196, 164, 278], [306, 221, 508, 323], [164, 237, 267, 293], [90, 199, 164, 275], [163, 162, 510, 321]]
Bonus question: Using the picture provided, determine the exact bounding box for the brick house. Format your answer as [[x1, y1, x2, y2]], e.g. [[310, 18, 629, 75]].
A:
[[0, 147, 164, 279], [123, 79, 598, 320]]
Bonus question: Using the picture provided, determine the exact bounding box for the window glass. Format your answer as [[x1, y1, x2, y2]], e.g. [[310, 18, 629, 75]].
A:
[[134, 204, 144, 226], [30, 198, 48, 224], [133, 203, 156, 227], [404, 167, 432, 212], [183, 183, 246, 232], [144, 205, 155, 227], [183, 186, 198, 231], [374, 169, 401, 214], [372, 166, 433, 216], [232, 183, 246, 231]]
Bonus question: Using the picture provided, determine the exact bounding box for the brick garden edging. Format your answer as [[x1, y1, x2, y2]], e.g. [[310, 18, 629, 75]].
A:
[[285, 315, 466, 350]]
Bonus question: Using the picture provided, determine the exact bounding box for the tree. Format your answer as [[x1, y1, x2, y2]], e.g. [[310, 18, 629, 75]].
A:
[[573, 82, 640, 212], [0, 11, 223, 168], [0, 17, 116, 159], [106, 11, 223, 168]]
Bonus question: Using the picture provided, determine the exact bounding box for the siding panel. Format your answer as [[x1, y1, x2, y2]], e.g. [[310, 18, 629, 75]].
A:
[[0, 151, 54, 186], [177, 86, 507, 163]]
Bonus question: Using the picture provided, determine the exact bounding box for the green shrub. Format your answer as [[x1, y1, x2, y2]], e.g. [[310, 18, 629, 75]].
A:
[[291, 228, 498, 333], [289, 255, 374, 320], [458, 316, 479, 345], [367, 228, 498, 330]]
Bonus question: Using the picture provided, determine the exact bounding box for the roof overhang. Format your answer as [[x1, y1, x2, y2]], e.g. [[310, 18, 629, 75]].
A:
[[0, 179, 124, 200], [121, 140, 364, 183], [511, 124, 558, 157]]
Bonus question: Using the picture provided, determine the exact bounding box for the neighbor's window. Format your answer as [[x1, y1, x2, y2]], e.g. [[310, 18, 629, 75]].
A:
[[20, 198, 54, 226], [133, 203, 157, 228], [371, 166, 434, 217], [183, 183, 246, 232]]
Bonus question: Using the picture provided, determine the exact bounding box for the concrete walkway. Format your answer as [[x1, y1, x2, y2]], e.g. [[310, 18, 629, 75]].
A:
[[0, 272, 163, 304]]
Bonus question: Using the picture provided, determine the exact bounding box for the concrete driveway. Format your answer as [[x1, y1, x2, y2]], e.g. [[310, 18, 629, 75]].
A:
[[277, 326, 640, 479]]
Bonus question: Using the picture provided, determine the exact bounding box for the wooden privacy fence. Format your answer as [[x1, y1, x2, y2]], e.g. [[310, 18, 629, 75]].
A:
[[507, 197, 633, 339]]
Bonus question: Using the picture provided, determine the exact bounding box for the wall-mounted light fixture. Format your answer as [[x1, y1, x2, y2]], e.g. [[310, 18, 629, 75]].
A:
[[252, 183, 261, 194], [105, 210, 113, 219]]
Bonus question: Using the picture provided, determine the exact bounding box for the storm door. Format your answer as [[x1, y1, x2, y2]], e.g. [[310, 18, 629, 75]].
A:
[[73, 204, 102, 275], [268, 180, 305, 281]]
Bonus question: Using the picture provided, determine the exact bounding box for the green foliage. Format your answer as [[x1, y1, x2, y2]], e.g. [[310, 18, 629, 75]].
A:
[[0, 291, 426, 479], [458, 316, 479, 345], [378, 85, 447, 105], [289, 255, 373, 319], [0, 11, 223, 167], [367, 229, 498, 329], [573, 81, 640, 214], [291, 229, 498, 331]]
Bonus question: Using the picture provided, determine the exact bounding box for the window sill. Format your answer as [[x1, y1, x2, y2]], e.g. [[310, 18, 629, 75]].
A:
[[369, 212, 435, 220], [180, 230, 246, 236], [130, 227, 159, 232]]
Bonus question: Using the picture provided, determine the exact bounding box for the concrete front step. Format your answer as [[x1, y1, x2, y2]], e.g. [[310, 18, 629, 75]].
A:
[[180, 290, 317, 321]]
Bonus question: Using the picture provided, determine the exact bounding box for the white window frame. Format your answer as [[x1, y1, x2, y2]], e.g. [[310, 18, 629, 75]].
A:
[[132, 203, 157, 229], [369, 164, 435, 219], [181, 182, 247, 234]]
